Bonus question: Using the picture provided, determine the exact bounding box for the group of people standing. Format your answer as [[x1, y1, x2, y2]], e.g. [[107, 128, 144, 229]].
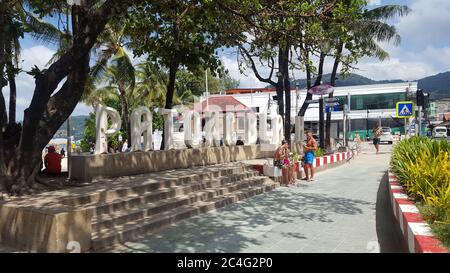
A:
[[273, 130, 318, 186]]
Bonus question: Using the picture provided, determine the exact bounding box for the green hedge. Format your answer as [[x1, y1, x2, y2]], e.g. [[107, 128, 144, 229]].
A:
[[391, 136, 450, 248]]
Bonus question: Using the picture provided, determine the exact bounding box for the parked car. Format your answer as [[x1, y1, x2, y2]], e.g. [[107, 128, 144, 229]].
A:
[[432, 126, 448, 138], [379, 127, 393, 144]]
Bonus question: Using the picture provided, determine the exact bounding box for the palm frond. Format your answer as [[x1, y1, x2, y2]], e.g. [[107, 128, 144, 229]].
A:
[[25, 12, 63, 45], [111, 47, 136, 94], [354, 20, 401, 45], [361, 38, 390, 61], [365, 5, 411, 21]]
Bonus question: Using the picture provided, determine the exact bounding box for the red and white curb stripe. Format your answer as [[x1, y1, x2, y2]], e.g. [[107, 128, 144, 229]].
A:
[[388, 170, 447, 253], [313, 152, 351, 168]]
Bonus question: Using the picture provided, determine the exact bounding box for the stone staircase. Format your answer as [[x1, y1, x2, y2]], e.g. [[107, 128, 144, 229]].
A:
[[59, 163, 279, 251]]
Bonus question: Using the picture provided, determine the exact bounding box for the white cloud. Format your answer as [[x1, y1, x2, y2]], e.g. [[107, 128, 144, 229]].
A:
[[19, 45, 55, 71], [396, 0, 450, 49], [221, 54, 271, 88], [349, 0, 450, 81], [220, 0, 450, 85], [353, 57, 433, 81]]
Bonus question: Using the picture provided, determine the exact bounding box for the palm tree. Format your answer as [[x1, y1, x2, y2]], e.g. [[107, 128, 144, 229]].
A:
[[324, 4, 411, 148], [81, 21, 136, 141], [133, 61, 168, 109]]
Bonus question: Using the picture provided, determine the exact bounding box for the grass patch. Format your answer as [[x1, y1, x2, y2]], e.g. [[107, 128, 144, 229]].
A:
[[418, 203, 450, 249]]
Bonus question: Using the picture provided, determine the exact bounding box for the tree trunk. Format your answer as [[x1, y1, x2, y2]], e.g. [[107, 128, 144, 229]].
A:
[[6, 59, 17, 125], [161, 12, 180, 150], [282, 42, 291, 142], [0, 1, 8, 191], [160, 60, 179, 150], [298, 52, 325, 117], [0, 0, 133, 193], [0, 1, 6, 126], [325, 43, 343, 148], [276, 49, 284, 120], [118, 82, 130, 143]]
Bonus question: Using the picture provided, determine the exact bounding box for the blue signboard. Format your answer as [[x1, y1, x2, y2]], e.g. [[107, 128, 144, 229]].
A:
[[325, 102, 340, 113], [396, 101, 414, 118]]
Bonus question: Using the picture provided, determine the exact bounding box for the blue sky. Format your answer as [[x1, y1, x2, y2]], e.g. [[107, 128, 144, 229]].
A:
[[3, 0, 450, 120]]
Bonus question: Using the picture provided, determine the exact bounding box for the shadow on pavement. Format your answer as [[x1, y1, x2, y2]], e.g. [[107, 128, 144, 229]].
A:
[[375, 172, 408, 253], [113, 188, 373, 253]]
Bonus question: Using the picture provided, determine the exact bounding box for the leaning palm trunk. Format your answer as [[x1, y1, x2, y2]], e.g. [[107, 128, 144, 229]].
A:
[[6, 59, 17, 125], [118, 82, 130, 143]]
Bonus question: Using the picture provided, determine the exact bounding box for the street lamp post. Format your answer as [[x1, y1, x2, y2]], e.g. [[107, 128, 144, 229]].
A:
[[295, 83, 300, 116], [366, 107, 369, 140]]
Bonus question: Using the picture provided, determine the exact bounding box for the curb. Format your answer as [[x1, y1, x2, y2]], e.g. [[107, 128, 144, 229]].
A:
[[387, 170, 448, 253], [252, 151, 352, 179], [313, 151, 351, 168]]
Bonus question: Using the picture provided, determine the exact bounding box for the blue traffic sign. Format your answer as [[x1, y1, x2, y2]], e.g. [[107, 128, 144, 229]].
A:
[[396, 101, 414, 118], [325, 103, 340, 113]]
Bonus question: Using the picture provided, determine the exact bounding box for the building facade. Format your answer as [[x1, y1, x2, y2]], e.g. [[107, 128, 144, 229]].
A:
[[222, 82, 418, 140]]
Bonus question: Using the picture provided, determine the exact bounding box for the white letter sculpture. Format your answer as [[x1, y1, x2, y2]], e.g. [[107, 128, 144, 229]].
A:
[[95, 104, 122, 154], [271, 114, 284, 145], [258, 113, 270, 144], [184, 110, 202, 148], [244, 112, 258, 145], [204, 111, 221, 147], [157, 108, 177, 150], [130, 106, 153, 152], [223, 112, 237, 146]]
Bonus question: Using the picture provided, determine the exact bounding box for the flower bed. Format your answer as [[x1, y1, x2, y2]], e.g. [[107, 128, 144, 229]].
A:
[[391, 137, 450, 250]]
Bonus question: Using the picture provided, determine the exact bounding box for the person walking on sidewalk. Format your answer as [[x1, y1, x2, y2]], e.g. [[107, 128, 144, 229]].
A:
[[303, 131, 318, 182], [372, 123, 382, 154]]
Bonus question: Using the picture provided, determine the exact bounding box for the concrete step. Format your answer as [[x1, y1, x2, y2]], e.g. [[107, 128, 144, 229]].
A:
[[84, 171, 260, 217], [91, 180, 278, 250], [62, 165, 255, 206], [91, 176, 268, 231]]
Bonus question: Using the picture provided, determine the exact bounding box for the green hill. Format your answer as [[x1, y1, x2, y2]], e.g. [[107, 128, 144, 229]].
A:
[[288, 72, 450, 100], [290, 73, 405, 88], [54, 115, 88, 141], [417, 71, 450, 100]]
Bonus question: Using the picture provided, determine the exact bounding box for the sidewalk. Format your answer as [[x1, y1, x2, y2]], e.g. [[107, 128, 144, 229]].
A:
[[106, 144, 395, 253]]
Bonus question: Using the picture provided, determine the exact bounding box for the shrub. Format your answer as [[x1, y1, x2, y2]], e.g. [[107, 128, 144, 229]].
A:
[[391, 136, 450, 247], [315, 148, 324, 157]]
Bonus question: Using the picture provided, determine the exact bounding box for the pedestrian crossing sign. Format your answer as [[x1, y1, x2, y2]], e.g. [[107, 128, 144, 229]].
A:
[[396, 101, 414, 118]]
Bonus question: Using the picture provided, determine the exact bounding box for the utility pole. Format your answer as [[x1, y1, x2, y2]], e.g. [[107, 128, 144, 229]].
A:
[[366, 107, 369, 140], [319, 96, 324, 149], [205, 68, 209, 112]]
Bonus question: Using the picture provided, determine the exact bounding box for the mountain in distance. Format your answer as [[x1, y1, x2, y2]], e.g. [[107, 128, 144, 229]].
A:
[[289, 72, 450, 100], [417, 71, 450, 100], [291, 73, 405, 88], [54, 115, 89, 141]]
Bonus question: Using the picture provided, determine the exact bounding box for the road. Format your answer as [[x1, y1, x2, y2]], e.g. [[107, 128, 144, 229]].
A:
[[109, 143, 407, 253]]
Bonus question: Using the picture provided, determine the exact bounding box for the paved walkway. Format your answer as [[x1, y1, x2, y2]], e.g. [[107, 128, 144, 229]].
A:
[[109, 143, 404, 253]]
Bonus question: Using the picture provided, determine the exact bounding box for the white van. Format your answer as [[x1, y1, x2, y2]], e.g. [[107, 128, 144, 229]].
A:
[[432, 126, 448, 138], [379, 127, 393, 144]]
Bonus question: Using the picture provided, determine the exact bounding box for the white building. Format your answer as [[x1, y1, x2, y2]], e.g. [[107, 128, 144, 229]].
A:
[[209, 82, 418, 139]]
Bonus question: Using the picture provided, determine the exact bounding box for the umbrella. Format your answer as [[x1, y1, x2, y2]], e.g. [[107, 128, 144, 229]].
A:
[[307, 84, 334, 96]]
